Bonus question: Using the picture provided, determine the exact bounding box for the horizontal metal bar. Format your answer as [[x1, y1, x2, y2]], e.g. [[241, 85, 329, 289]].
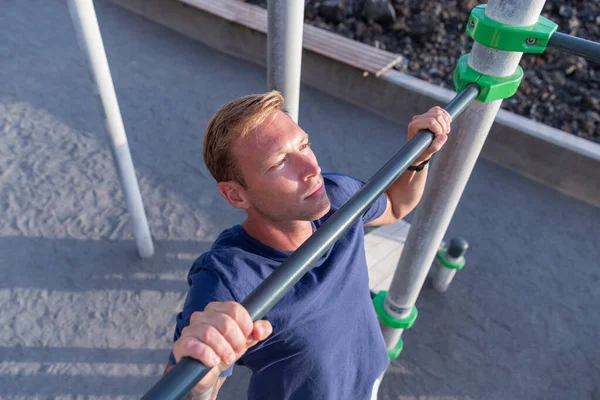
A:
[[548, 32, 600, 64]]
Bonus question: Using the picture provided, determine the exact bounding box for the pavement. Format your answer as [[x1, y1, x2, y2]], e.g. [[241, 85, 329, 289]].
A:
[[1, 1, 599, 399]]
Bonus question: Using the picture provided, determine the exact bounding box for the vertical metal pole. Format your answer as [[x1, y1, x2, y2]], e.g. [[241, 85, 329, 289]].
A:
[[67, 0, 154, 259], [267, 0, 304, 123], [379, 0, 547, 352]]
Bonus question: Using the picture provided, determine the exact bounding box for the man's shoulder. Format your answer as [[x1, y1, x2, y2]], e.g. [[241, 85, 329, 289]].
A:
[[323, 172, 364, 191], [194, 226, 245, 267], [188, 225, 277, 301], [186, 227, 251, 295], [322, 172, 364, 208]]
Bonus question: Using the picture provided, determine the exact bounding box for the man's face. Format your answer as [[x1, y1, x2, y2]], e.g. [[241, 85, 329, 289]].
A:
[[232, 110, 331, 223]]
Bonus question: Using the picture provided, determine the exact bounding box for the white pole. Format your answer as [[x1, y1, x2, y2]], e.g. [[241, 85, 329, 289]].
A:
[[379, 0, 548, 352], [67, 0, 154, 259], [267, 0, 305, 123]]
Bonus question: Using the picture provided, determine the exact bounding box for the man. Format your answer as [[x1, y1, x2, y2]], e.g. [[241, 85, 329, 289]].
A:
[[165, 91, 452, 399]]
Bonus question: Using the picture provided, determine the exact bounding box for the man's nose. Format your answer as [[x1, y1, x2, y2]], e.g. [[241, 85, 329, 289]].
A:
[[298, 154, 321, 181]]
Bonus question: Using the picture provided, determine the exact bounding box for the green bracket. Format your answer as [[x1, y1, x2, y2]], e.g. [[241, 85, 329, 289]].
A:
[[453, 54, 523, 102], [373, 291, 415, 360], [373, 291, 418, 330], [388, 337, 404, 360], [466, 4, 558, 53], [436, 248, 466, 270]]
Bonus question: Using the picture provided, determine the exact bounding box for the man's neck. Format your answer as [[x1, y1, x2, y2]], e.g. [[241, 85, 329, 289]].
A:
[[241, 217, 313, 252]]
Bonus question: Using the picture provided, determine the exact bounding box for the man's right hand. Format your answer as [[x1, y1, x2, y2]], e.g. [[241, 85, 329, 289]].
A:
[[171, 301, 273, 393]]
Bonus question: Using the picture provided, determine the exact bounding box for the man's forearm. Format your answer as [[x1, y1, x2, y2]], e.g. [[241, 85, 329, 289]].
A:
[[387, 103, 450, 219], [163, 364, 226, 400], [386, 165, 429, 219], [183, 377, 226, 400]]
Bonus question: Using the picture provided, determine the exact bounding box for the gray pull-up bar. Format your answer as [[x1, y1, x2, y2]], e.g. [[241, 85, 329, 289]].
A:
[[67, 0, 154, 259], [548, 32, 600, 64], [139, 84, 480, 400]]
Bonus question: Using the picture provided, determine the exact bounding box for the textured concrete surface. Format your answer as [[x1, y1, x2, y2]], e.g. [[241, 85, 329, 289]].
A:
[[1, 1, 599, 399]]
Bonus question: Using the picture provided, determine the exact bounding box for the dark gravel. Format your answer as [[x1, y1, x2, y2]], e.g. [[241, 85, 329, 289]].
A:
[[245, 0, 600, 143]]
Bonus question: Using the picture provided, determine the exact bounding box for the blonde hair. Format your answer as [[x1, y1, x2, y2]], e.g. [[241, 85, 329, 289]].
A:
[[203, 91, 286, 187]]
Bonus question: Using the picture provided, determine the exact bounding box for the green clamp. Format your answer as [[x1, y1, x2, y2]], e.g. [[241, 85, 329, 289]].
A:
[[388, 337, 404, 360], [466, 4, 557, 54], [436, 248, 466, 271], [453, 54, 523, 102], [373, 291, 418, 330]]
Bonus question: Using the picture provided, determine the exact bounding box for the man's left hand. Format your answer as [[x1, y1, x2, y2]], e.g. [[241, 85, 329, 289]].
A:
[[407, 106, 452, 165]]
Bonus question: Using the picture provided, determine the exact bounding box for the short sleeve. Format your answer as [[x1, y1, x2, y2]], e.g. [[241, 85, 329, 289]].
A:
[[323, 173, 388, 225], [168, 266, 236, 377]]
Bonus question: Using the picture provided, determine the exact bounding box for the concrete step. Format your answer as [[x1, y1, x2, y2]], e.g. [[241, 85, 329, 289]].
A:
[[365, 220, 411, 293]]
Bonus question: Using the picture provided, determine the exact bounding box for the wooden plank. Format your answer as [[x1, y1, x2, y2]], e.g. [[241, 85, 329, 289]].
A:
[[302, 24, 396, 64], [303, 28, 395, 65], [179, 0, 402, 75], [302, 26, 403, 76]]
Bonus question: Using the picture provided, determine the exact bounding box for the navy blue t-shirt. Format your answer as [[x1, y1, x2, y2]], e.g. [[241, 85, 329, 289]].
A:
[[169, 173, 390, 399]]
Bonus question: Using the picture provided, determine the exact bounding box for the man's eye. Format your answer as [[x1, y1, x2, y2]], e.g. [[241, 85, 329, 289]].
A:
[[274, 158, 287, 167], [300, 142, 311, 150]]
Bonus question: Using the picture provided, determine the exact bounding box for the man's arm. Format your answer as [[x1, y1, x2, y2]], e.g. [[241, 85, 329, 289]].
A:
[[364, 166, 430, 227], [365, 106, 451, 227], [182, 377, 226, 400], [163, 364, 227, 400]]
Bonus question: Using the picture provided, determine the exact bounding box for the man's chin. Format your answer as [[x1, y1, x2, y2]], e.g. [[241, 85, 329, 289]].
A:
[[311, 199, 331, 221]]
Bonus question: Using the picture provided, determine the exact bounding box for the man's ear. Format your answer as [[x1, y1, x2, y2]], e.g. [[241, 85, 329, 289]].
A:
[[217, 181, 250, 210]]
